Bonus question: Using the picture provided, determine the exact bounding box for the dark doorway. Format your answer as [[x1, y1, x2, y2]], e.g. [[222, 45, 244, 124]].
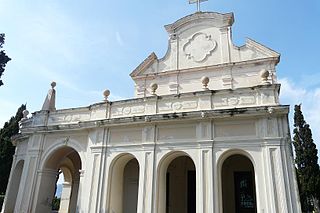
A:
[[166, 156, 196, 213], [234, 171, 256, 213], [221, 154, 257, 213], [187, 170, 196, 213]]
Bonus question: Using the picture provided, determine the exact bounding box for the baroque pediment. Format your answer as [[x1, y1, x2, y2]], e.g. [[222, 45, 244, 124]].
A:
[[130, 12, 280, 98], [130, 12, 279, 79]]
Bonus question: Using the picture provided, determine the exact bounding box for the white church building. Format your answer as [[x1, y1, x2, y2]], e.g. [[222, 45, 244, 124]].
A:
[[2, 10, 302, 213]]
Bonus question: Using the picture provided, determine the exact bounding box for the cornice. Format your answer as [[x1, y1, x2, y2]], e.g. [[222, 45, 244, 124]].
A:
[[20, 105, 289, 134], [164, 12, 234, 34]]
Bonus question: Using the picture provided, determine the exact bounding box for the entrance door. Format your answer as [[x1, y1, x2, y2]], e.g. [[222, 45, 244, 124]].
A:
[[234, 171, 256, 213], [187, 170, 196, 213], [221, 154, 257, 213], [166, 156, 196, 213]]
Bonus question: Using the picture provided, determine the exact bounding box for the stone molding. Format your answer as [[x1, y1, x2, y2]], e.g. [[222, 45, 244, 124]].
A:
[[19, 84, 281, 131], [20, 84, 280, 133]]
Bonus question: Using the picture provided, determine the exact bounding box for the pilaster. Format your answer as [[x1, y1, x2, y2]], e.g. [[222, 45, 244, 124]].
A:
[[81, 128, 106, 213], [16, 134, 45, 213]]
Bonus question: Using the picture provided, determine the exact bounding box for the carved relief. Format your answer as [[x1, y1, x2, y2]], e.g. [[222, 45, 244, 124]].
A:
[[158, 100, 198, 112], [172, 102, 183, 110], [228, 97, 239, 106], [131, 106, 145, 114], [240, 96, 256, 105], [111, 105, 146, 117], [123, 107, 131, 115], [183, 32, 217, 62], [48, 112, 90, 125], [213, 95, 256, 108]]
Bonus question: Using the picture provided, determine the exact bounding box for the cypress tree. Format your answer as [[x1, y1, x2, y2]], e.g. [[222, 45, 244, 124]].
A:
[[0, 104, 26, 200], [0, 33, 11, 87], [293, 104, 320, 212]]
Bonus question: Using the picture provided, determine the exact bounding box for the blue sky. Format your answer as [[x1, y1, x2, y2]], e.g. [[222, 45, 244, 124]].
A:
[[1, 0, 320, 156]]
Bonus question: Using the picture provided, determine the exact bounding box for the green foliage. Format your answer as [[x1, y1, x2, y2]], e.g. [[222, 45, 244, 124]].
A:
[[0, 33, 11, 87], [0, 194, 4, 210], [293, 104, 320, 212], [0, 104, 26, 195], [51, 196, 60, 211]]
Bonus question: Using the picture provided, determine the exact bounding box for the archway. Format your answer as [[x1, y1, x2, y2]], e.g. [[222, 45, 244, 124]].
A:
[[108, 154, 140, 213], [221, 154, 257, 213], [158, 153, 196, 213], [34, 146, 81, 213], [3, 160, 24, 213]]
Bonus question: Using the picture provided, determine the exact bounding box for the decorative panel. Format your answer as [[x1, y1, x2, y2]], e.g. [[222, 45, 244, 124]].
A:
[[157, 124, 196, 141], [215, 121, 256, 137], [109, 128, 142, 144]]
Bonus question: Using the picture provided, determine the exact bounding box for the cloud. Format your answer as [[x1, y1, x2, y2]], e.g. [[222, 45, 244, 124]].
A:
[[279, 78, 320, 155], [115, 31, 125, 46]]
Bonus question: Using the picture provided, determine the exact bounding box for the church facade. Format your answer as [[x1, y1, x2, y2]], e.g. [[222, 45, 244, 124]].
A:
[[2, 12, 301, 213]]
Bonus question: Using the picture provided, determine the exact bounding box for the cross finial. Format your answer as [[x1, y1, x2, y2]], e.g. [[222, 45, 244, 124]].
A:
[[189, 0, 208, 12]]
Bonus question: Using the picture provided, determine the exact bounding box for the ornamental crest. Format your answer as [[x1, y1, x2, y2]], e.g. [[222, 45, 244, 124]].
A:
[[183, 32, 217, 62]]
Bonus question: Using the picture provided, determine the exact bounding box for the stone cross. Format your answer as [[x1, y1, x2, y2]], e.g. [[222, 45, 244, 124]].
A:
[[189, 0, 208, 12]]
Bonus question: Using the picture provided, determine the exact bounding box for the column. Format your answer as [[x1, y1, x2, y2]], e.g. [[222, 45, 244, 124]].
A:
[[59, 182, 72, 213], [69, 177, 80, 213], [33, 169, 59, 213]]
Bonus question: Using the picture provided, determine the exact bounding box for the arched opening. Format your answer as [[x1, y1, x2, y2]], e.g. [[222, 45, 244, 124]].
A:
[[34, 146, 81, 213], [158, 153, 196, 213], [221, 154, 257, 213], [3, 160, 24, 213], [108, 154, 140, 213]]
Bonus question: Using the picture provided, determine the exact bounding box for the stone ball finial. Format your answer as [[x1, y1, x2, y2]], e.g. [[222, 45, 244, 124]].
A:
[[150, 83, 158, 95], [23, 109, 29, 118], [21, 109, 29, 121], [201, 76, 209, 90], [260, 69, 270, 85], [103, 89, 110, 101], [51, 81, 57, 89]]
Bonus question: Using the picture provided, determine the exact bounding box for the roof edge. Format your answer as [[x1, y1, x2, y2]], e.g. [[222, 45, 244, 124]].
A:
[[164, 11, 234, 34], [130, 52, 158, 77]]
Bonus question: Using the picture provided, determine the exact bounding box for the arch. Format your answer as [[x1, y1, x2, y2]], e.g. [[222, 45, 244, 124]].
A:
[[39, 138, 85, 171], [3, 160, 24, 213], [157, 151, 196, 213], [217, 149, 256, 171], [34, 146, 82, 213], [107, 153, 140, 213], [218, 150, 257, 213]]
